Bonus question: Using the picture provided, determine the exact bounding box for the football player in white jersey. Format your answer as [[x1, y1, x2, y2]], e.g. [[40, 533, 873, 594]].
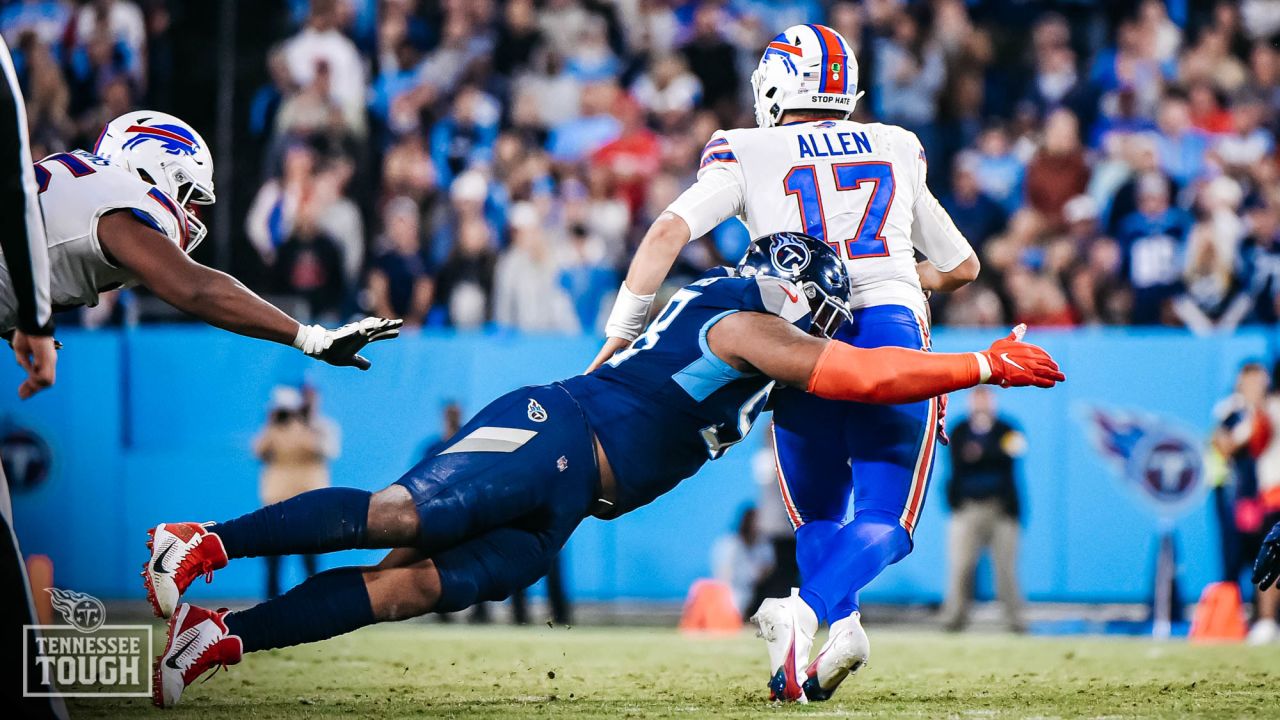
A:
[[0, 111, 400, 391], [587, 24, 979, 701]]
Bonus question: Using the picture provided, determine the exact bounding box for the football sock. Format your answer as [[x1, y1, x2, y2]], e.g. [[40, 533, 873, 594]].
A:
[[799, 511, 910, 624], [830, 593, 860, 621], [224, 567, 374, 653], [209, 488, 371, 559], [794, 519, 842, 582]]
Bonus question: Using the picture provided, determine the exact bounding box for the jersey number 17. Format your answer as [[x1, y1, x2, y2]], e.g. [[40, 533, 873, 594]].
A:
[[784, 161, 895, 261]]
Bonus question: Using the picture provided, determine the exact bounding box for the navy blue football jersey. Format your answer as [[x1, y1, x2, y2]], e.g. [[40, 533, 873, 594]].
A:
[[562, 270, 812, 514]]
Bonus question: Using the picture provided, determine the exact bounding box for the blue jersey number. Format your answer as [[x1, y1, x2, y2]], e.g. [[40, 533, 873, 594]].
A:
[[783, 161, 895, 259], [33, 152, 99, 193], [700, 381, 774, 460], [606, 287, 702, 367]]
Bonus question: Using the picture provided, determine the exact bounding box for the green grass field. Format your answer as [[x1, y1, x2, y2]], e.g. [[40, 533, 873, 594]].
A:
[[68, 624, 1278, 719]]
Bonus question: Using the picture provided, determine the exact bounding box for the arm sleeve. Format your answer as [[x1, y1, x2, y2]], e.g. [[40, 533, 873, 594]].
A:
[[0, 37, 53, 334], [664, 131, 747, 239], [807, 342, 982, 404]]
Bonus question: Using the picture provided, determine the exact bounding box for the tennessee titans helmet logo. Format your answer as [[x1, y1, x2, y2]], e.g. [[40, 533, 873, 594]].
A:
[[769, 233, 812, 274], [120, 123, 200, 157]]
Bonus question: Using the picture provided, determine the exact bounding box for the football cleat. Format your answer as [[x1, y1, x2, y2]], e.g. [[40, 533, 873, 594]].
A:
[[802, 611, 870, 701], [143, 522, 228, 618], [153, 603, 242, 708], [1246, 618, 1278, 646], [751, 589, 817, 703]]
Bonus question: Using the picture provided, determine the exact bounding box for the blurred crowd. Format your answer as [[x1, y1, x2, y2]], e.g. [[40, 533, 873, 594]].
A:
[[7, 0, 1280, 333]]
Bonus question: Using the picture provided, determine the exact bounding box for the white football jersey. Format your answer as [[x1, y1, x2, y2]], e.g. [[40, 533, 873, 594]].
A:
[[666, 120, 973, 320], [0, 149, 187, 332]]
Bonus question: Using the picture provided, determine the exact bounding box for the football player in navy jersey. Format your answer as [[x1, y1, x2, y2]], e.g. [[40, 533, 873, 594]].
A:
[[140, 233, 1063, 708]]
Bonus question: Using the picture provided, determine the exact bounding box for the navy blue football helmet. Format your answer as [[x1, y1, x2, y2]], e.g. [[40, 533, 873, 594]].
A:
[[736, 231, 853, 337]]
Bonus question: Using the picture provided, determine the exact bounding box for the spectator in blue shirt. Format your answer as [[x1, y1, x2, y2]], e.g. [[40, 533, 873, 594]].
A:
[[1117, 173, 1193, 324], [973, 125, 1025, 214], [429, 86, 499, 188], [368, 197, 435, 329], [943, 153, 1007, 253], [1154, 94, 1210, 186]]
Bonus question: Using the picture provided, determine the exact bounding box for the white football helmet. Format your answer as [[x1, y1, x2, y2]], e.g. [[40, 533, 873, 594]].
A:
[[751, 24, 863, 129], [93, 111, 215, 251]]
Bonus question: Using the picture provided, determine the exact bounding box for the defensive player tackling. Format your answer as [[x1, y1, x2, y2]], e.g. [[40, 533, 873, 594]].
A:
[[589, 23, 983, 702], [138, 233, 1062, 708]]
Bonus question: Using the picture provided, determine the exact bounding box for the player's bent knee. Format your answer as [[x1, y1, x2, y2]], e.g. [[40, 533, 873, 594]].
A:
[[852, 511, 914, 565], [368, 485, 421, 543], [367, 560, 442, 621]]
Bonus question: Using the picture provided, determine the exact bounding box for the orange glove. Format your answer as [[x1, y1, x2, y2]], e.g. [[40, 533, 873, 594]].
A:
[[978, 325, 1065, 389]]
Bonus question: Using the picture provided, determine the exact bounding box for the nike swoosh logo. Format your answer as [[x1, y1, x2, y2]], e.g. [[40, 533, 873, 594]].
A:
[[153, 542, 177, 573], [782, 286, 799, 303], [165, 636, 198, 670], [1000, 353, 1025, 371]]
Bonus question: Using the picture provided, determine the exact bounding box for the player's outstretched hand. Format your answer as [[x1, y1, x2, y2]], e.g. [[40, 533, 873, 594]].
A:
[[586, 336, 630, 373], [12, 330, 58, 399], [980, 324, 1065, 389], [1253, 522, 1280, 591], [295, 317, 403, 370]]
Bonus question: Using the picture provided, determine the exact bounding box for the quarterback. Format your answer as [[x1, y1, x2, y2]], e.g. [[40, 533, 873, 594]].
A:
[[587, 24, 981, 701], [0, 110, 400, 385], [138, 233, 1062, 708]]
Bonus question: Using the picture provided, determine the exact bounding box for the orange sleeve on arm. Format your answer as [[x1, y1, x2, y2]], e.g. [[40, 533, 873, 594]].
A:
[[806, 341, 982, 404]]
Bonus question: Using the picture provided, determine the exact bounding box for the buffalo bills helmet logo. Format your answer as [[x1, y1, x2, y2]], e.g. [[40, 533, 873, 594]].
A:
[[120, 123, 200, 157], [769, 234, 812, 275]]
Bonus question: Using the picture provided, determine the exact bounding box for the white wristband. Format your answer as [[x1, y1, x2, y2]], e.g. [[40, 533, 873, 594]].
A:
[[973, 352, 992, 384], [604, 282, 655, 342], [293, 323, 327, 356]]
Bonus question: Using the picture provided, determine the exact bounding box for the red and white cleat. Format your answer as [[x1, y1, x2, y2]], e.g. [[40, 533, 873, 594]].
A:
[[153, 603, 242, 708], [143, 522, 228, 618], [750, 589, 817, 703], [802, 611, 870, 701]]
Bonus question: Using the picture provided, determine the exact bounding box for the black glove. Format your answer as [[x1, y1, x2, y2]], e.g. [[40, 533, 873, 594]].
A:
[[294, 317, 403, 370], [1254, 521, 1280, 591]]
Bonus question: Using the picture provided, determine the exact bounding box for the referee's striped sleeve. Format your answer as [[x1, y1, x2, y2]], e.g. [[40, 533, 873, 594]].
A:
[[0, 36, 53, 335]]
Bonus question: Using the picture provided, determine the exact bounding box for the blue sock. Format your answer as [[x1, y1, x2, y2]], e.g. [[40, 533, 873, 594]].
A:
[[224, 567, 375, 653], [210, 488, 371, 559], [799, 512, 911, 624], [793, 520, 841, 621], [831, 593, 860, 620]]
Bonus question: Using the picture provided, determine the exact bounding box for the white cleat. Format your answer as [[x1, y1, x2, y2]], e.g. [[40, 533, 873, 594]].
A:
[[143, 522, 228, 619], [802, 611, 870, 701], [153, 603, 242, 708], [1246, 618, 1278, 646], [750, 589, 817, 703]]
